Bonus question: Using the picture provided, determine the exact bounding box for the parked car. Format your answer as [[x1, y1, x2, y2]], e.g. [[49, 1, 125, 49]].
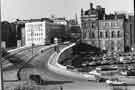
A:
[[106, 79, 126, 85], [66, 65, 74, 70]]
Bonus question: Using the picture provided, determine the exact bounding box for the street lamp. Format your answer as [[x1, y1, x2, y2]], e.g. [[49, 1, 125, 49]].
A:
[[31, 28, 34, 57]]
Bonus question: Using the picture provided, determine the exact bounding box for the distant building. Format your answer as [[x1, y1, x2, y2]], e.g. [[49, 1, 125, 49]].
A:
[[1, 21, 17, 48], [53, 17, 68, 25], [24, 18, 67, 46], [81, 3, 105, 21], [14, 20, 26, 47], [81, 19, 125, 52], [81, 3, 125, 52], [69, 25, 81, 42], [25, 21, 46, 46]]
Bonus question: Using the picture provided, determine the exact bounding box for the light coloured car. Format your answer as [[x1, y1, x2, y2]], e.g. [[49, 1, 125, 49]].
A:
[[106, 79, 126, 85], [88, 70, 101, 76]]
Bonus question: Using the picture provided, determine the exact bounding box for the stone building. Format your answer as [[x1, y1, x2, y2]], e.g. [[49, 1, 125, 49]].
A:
[[81, 3, 125, 52], [69, 25, 81, 42], [17, 18, 67, 46], [125, 15, 135, 52], [1, 21, 17, 48]]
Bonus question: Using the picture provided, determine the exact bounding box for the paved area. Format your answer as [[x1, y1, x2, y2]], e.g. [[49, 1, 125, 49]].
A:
[[2, 44, 135, 90]]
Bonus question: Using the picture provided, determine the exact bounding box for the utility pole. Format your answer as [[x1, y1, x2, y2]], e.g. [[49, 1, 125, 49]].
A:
[[31, 28, 34, 57], [97, 19, 100, 48], [0, 0, 4, 89]]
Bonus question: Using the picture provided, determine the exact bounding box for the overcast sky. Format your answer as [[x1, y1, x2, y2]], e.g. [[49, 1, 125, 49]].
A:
[[1, 0, 134, 21]]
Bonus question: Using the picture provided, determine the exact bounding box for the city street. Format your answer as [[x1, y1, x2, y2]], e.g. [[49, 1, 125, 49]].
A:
[[1, 0, 134, 90], [1, 43, 135, 90]]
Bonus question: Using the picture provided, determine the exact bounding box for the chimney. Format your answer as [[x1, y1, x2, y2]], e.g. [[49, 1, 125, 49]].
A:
[[90, 3, 93, 9], [81, 8, 84, 16]]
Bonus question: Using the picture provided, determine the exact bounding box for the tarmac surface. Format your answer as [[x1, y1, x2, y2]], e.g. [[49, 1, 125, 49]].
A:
[[2, 44, 135, 90]]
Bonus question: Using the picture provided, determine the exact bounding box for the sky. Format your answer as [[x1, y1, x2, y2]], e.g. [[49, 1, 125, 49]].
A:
[[1, 0, 134, 22]]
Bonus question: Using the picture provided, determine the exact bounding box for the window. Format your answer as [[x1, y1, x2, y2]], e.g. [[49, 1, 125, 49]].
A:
[[115, 22, 118, 26], [105, 31, 109, 38], [89, 32, 91, 38], [105, 22, 109, 27], [99, 32, 103, 38], [83, 32, 86, 39], [91, 22, 96, 29], [111, 31, 115, 38], [92, 32, 95, 38], [117, 31, 121, 38], [111, 22, 115, 27]]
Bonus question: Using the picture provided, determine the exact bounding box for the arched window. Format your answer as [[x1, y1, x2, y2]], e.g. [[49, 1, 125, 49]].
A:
[[117, 31, 121, 38], [92, 32, 95, 38], [83, 32, 86, 39], [105, 31, 109, 38], [111, 31, 115, 38], [89, 32, 91, 38], [111, 41, 115, 51], [99, 32, 103, 38]]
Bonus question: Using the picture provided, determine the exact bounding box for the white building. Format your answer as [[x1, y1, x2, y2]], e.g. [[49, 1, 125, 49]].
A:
[[24, 18, 67, 46], [53, 18, 68, 25], [25, 21, 46, 46]]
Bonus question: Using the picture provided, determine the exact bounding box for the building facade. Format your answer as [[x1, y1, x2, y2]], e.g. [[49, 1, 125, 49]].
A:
[[24, 18, 67, 46], [53, 18, 68, 25], [1, 21, 17, 48], [125, 15, 135, 51], [69, 25, 81, 41], [81, 3, 125, 52], [25, 21, 46, 46]]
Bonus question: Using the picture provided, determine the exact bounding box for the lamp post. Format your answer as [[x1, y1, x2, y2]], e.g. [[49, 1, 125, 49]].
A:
[[31, 28, 34, 57], [0, 0, 4, 89]]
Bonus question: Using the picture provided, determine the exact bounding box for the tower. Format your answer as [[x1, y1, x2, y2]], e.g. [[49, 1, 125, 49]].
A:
[[75, 13, 78, 24]]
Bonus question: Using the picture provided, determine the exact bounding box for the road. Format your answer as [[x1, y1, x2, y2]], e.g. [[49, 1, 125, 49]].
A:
[[3, 44, 135, 90]]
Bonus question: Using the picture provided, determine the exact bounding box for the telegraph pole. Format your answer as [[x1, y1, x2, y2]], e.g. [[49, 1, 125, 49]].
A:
[[0, 0, 4, 89], [30, 27, 34, 57]]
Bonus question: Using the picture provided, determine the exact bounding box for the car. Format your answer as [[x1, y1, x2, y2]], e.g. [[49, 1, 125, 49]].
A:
[[66, 65, 74, 70], [88, 70, 101, 76], [106, 79, 126, 85], [96, 77, 107, 83]]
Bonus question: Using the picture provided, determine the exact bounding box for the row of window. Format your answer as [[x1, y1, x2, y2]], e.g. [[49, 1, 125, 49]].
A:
[[26, 24, 43, 28], [26, 27, 43, 32], [82, 21, 122, 29], [99, 31, 122, 38], [83, 31, 122, 39], [90, 40, 123, 51], [82, 22, 97, 29], [27, 33, 44, 36], [27, 37, 44, 41]]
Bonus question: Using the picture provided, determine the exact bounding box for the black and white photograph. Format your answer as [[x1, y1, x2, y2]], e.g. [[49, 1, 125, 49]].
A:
[[0, 0, 134, 90]]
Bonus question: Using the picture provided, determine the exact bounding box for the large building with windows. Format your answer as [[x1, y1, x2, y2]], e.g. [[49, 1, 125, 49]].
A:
[[81, 3, 125, 52], [25, 21, 46, 46], [24, 18, 67, 46]]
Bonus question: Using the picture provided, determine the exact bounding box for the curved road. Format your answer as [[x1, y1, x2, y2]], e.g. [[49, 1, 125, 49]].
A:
[[4, 43, 135, 90]]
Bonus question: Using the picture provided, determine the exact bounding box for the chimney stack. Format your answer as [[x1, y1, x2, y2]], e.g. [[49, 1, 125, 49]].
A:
[[81, 8, 84, 16], [90, 3, 93, 9]]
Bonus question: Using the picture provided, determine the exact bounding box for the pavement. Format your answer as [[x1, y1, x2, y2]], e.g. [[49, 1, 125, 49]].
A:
[[2, 43, 135, 90]]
